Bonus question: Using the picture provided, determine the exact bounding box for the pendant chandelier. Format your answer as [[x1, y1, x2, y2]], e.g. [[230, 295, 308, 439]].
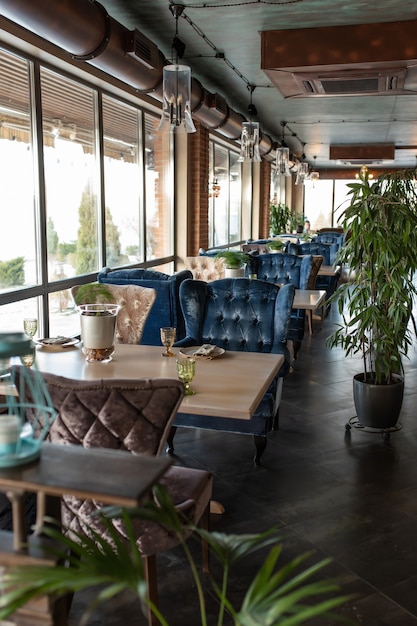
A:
[[295, 162, 309, 185], [308, 156, 320, 186], [238, 86, 261, 163], [275, 122, 291, 176], [158, 5, 196, 134]]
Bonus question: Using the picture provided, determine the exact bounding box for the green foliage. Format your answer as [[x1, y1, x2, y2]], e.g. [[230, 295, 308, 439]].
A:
[[270, 202, 291, 235], [76, 189, 98, 274], [47, 217, 59, 256], [215, 250, 249, 269], [73, 282, 114, 305], [57, 241, 76, 261], [0, 257, 24, 288], [267, 239, 285, 251], [327, 168, 417, 384], [0, 485, 354, 626]]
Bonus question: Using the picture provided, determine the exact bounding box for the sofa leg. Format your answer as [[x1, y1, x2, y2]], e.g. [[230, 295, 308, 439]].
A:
[[166, 426, 177, 455], [253, 436, 267, 466]]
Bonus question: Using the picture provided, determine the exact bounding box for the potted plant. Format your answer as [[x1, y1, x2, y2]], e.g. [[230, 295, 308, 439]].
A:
[[267, 239, 285, 253], [269, 200, 291, 235], [327, 168, 417, 430], [72, 283, 119, 363], [0, 485, 352, 625], [215, 250, 249, 277]]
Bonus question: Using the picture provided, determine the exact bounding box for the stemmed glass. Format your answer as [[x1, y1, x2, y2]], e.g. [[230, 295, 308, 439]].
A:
[[176, 357, 196, 395], [160, 327, 176, 357], [23, 318, 38, 339]]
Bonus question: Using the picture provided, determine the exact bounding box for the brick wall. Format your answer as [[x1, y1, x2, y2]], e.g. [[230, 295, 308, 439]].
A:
[[188, 122, 209, 255]]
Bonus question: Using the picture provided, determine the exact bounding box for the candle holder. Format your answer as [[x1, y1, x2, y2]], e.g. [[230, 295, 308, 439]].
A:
[[0, 332, 56, 467]]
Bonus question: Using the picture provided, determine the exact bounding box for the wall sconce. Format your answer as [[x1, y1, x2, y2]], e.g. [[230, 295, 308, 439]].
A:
[[295, 162, 309, 185], [158, 5, 196, 133], [238, 86, 261, 163], [209, 178, 221, 198]]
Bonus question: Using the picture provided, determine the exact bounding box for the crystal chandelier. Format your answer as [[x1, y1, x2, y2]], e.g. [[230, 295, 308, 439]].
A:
[[295, 162, 309, 185]]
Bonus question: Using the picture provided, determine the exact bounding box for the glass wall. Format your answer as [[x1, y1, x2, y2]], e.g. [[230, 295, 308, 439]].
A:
[[0, 45, 174, 338], [304, 179, 356, 231], [208, 140, 242, 247]]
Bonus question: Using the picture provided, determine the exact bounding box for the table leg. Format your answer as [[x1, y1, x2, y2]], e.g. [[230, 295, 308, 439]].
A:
[[6, 489, 27, 551]]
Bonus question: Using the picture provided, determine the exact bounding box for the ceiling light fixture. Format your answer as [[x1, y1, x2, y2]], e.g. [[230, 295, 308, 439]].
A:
[[238, 85, 261, 163], [308, 156, 320, 186], [158, 4, 196, 133], [275, 121, 291, 176], [295, 161, 309, 185]]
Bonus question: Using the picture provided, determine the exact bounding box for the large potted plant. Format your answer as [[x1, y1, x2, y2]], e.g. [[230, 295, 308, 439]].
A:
[[215, 250, 249, 277], [269, 201, 291, 235], [327, 168, 417, 430]]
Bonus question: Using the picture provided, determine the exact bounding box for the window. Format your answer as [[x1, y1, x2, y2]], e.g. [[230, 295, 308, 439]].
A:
[[0, 45, 174, 337], [209, 140, 242, 247]]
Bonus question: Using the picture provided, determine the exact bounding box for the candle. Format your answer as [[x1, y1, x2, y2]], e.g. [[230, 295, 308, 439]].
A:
[[0, 414, 21, 455]]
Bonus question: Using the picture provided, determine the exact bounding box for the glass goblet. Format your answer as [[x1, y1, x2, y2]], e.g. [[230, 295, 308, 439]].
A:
[[176, 357, 196, 395], [20, 343, 36, 368], [160, 327, 176, 357], [23, 317, 38, 339]]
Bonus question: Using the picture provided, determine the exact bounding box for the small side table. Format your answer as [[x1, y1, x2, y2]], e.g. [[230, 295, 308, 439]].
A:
[[0, 443, 172, 625]]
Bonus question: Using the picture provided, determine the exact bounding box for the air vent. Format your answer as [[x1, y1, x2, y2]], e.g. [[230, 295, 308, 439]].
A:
[[295, 67, 406, 95], [126, 29, 162, 71]]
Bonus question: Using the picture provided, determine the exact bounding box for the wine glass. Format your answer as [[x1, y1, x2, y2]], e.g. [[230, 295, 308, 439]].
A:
[[160, 327, 176, 357], [23, 318, 38, 339], [176, 357, 196, 395], [20, 345, 36, 368]]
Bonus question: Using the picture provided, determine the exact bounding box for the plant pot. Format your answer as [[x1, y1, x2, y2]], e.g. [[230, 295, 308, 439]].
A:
[[225, 267, 244, 278], [353, 373, 404, 429], [78, 304, 119, 363]]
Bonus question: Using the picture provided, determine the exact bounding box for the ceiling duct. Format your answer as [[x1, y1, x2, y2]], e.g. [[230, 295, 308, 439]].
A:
[[261, 20, 417, 99], [0, 0, 274, 154]]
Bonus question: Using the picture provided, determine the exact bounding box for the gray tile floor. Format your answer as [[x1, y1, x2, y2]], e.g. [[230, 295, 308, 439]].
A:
[[68, 305, 417, 624]]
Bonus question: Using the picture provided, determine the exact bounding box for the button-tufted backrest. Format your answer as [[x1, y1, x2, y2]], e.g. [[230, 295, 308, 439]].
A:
[[246, 253, 313, 290], [184, 256, 226, 281], [179, 278, 294, 358], [299, 242, 332, 265]]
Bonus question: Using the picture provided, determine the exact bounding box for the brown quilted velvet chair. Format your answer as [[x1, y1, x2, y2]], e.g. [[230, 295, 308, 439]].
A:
[[71, 283, 157, 345], [19, 370, 212, 626]]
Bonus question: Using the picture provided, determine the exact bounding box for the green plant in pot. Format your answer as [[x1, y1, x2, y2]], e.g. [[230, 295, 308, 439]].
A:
[[72, 283, 119, 363], [269, 201, 291, 235], [215, 250, 249, 277], [327, 167, 417, 430], [0, 485, 353, 625], [267, 239, 285, 252]]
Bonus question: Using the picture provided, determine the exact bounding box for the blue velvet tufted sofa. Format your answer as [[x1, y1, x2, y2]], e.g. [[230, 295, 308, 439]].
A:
[[171, 278, 295, 464], [311, 232, 344, 263], [97, 267, 193, 345], [244, 252, 313, 359]]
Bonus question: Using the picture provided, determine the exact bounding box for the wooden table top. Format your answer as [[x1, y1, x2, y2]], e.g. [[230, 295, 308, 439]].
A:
[[35, 343, 284, 421], [0, 443, 172, 507], [293, 289, 327, 310], [318, 264, 341, 276]]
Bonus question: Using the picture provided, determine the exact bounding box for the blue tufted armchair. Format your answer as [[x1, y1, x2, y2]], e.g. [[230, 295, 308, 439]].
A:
[[244, 253, 313, 360], [97, 267, 193, 345], [287, 242, 341, 304], [171, 278, 295, 464]]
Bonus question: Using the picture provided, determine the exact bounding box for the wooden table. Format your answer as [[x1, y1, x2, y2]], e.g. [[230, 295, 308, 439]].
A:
[[35, 343, 284, 422], [293, 289, 327, 334], [318, 264, 341, 276]]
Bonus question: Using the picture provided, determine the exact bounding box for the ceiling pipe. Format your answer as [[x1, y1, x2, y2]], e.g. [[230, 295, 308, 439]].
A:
[[0, 0, 275, 155]]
